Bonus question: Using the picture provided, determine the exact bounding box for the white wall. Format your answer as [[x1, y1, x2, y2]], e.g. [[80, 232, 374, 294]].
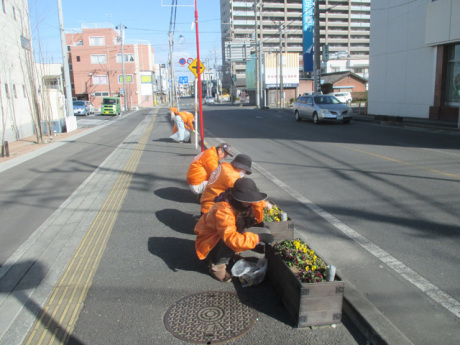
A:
[[368, 0, 435, 118], [0, 0, 37, 142]]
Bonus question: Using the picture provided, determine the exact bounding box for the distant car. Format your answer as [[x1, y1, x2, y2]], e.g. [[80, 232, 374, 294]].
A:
[[84, 101, 95, 114], [329, 92, 352, 105], [73, 101, 88, 116], [294, 95, 353, 124], [205, 96, 215, 104]]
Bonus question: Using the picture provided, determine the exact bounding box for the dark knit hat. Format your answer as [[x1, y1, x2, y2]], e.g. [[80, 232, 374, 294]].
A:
[[231, 154, 252, 175], [231, 177, 267, 203], [216, 143, 233, 157]]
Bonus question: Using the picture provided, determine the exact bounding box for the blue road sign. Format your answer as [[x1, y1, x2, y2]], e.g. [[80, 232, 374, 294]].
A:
[[179, 76, 189, 84]]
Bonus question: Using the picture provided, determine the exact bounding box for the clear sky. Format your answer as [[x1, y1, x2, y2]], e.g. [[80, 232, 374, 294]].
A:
[[28, 0, 222, 77]]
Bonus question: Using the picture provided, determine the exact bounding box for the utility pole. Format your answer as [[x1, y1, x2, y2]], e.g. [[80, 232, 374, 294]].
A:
[[279, 24, 284, 108], [57, 0, 76, 132], [116, 24, 127, 111], [313, 0, 320, 93]]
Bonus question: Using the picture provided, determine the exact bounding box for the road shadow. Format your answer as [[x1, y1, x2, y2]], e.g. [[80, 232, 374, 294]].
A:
[[148, 236, 203, 273], [155, 209, 198, 234], [0, 260, 85, 344], [154, 186, 199, 204]]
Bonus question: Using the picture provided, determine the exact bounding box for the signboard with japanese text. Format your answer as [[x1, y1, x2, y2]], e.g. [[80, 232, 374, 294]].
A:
[[303, 0, 314, 72], [264, 53, 299, 89]]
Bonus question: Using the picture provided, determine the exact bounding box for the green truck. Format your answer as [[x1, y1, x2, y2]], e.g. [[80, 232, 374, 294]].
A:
[[101, 97, 121, 115]]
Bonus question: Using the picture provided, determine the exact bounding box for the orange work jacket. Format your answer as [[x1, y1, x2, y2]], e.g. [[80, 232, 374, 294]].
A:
[[252, 200, 266, 224], [194, 201, 260, 260], [173, 111, 195, 133], [200, 162, 241, 214], [186, 146, 219, 186]]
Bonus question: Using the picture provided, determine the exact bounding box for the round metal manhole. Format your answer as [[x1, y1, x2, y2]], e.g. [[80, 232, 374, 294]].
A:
[[164, 291, 258, 344]]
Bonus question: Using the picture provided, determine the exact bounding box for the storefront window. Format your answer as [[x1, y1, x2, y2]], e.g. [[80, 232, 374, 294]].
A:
[[446, 43, 460, 105]]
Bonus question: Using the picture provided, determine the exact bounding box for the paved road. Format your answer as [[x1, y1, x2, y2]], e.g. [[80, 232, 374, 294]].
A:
[[0, 106, 367, 345], [196, 99, 460, 344]]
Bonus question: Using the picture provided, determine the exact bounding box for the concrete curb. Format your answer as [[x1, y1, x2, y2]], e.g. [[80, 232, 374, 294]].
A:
[[341, 277, 414, 345]]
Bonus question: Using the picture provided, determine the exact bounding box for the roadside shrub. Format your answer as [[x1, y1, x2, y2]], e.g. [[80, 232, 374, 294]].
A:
[[351, 91, 368, 102]]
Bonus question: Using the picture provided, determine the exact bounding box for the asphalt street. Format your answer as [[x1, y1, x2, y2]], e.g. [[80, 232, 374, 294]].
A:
[[0, 106, 368, 345], [1, 102, 459, 344]]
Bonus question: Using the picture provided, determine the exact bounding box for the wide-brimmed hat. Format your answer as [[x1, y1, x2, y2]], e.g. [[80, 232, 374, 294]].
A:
[[231, 177, 267, 203], [231, 154, 252, 175], [216, 143, 233, 157]]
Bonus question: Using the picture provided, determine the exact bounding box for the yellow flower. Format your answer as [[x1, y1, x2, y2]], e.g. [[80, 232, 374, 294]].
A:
[[312, 265, 317, 270]]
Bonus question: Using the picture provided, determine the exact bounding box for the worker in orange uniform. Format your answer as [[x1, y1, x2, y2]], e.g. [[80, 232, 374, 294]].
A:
[[200, 154, 252, 214], [186, 143, 233, 195], [199, 154, 269, 223], [169, 107, 194, 143], [194, 177, 274, 282]]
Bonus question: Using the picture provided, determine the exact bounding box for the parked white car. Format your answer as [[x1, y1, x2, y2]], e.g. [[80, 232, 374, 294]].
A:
[[329, 92, 352, 105], [205, 96, 215, 104]]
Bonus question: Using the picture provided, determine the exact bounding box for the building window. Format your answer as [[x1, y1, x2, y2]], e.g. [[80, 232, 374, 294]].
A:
[[116, 54, 135, 63], [89, 36, 105, 46], [5, 84, 9, 98], [446, 43, 460, 104], [92, 75, 108, 85], [118, 75, 133, 83], [69, 64, 72, 70], [90, 54, 106, 64], [92, 91, 110, 97], [13, 84, 17, 98], [21, 36, 31, 50], [76, 56, 80, 62]]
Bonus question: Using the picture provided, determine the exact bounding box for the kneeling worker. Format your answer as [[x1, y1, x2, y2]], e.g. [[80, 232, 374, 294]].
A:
[[194, 178, 274, 282], [186, 143, 233, 195]]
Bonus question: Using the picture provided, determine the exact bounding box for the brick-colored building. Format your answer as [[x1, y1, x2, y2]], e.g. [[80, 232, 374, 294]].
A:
[[66, 26, 155, 111], [320, 71, 367, 95]]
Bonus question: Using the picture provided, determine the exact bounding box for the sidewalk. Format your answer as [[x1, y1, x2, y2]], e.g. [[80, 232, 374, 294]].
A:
[[0, 128, 89, 164]]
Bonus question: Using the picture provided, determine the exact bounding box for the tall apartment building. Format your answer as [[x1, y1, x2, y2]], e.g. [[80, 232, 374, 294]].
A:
[[220, 0, 370, 90], [66, 25, 155, 110]]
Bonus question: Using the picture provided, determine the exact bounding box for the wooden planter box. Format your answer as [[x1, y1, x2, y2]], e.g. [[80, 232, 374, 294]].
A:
[[265, 245, 344, 328], [263, 218, 294, 241]]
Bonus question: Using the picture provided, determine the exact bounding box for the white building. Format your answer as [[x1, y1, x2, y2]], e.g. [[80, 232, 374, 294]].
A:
[[368, 0, 460, 120], [0, 0, 36, 143], [0, 0, 67, 145]]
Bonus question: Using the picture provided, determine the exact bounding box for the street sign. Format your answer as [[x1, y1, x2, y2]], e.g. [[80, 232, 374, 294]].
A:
[[322, 45, 329, 62], [188, 58, 206, 77], [179, 58, 186, 65], [179, 76, 189, 84]]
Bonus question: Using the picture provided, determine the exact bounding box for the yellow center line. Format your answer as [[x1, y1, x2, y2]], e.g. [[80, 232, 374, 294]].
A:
[[341, 145, 460, 180], [23, 113, 157, 345]]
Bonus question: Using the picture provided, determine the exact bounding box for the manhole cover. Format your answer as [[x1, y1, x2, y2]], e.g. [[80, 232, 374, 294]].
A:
[[164, 291, 258, 344]]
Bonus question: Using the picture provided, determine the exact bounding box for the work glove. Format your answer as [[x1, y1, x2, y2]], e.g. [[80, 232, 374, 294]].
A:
[[258, 233, 274, 244]]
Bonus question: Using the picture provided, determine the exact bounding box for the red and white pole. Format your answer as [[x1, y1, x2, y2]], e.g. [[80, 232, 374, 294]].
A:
[[195, 0, 205, 152]]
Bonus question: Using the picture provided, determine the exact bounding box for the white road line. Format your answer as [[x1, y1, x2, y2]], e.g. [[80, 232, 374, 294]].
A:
[[211, 135, 460, 319]]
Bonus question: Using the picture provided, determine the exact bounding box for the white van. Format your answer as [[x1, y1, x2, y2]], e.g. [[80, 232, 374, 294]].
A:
[[329, 92, 352, 105]]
